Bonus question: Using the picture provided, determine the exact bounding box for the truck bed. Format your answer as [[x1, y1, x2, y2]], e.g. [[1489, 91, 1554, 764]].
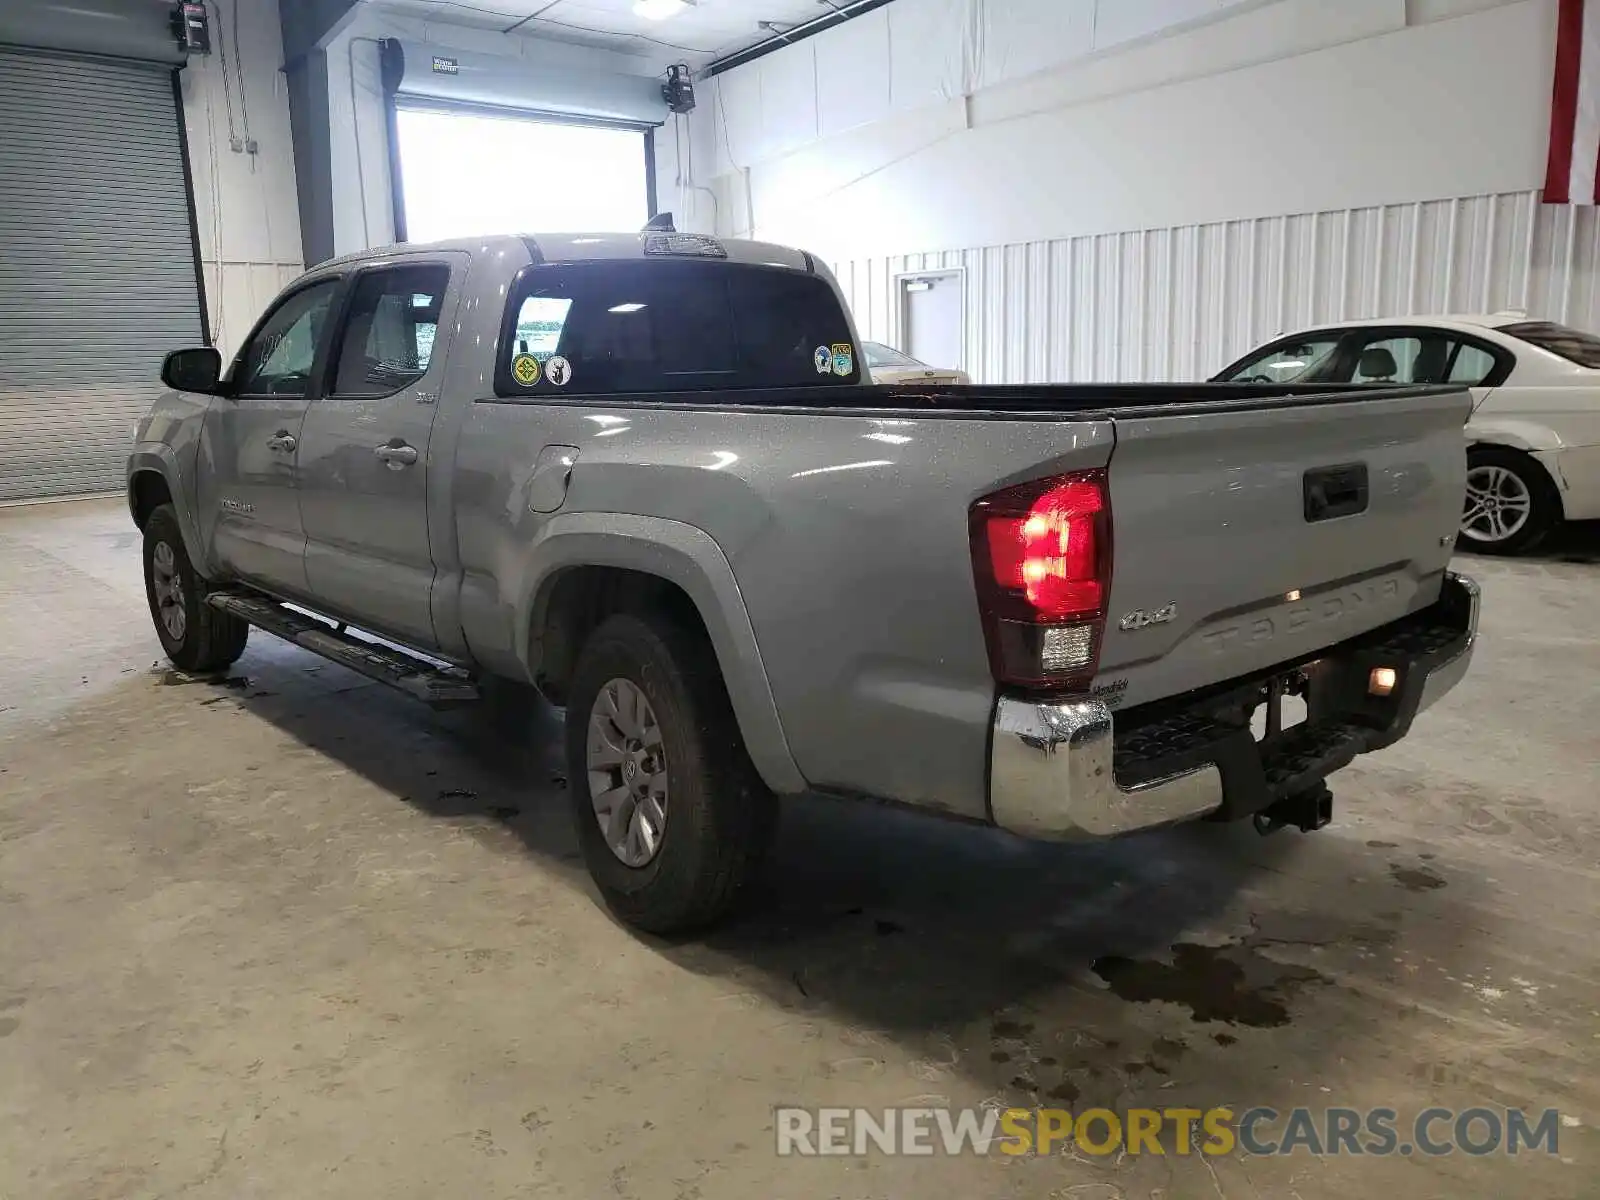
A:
[[458, 379, 1471, 823]]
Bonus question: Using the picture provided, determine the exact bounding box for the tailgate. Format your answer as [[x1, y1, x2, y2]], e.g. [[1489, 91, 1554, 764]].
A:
[[1096, 386, 1470, 708]]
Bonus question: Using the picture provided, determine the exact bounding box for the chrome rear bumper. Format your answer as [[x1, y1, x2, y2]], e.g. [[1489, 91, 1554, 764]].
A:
[[988, 571, 1480, 842], [990, 699, 1222, 839]]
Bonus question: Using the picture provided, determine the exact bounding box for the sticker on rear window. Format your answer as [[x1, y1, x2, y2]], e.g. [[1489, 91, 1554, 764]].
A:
[[512, 354, 541, 385], [831, 343, 854, 377], [813, 346, 832, 374], [545, 355, 572, 386]]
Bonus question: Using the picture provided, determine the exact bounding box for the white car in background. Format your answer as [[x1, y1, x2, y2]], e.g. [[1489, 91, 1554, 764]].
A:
[[862, 341, 972, 386], [1215, 314, 1600, 554]]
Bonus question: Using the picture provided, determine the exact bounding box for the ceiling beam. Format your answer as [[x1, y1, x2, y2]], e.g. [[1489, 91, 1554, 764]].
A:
[[703, 0, 895, 77]]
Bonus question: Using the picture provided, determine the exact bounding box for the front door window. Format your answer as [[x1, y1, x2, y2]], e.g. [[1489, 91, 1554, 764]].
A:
[[234, 281, 341, 397]]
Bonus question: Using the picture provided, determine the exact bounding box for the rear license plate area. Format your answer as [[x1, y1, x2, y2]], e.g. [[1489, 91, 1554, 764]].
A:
[[1250, 676, 1308, 742]]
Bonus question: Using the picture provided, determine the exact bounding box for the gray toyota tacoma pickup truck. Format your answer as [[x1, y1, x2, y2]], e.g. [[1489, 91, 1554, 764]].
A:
[[128, 229, 1480, 933]]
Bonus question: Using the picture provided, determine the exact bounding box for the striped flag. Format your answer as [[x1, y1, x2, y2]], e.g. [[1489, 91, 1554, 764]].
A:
[[1544, 0, 1600, 203]]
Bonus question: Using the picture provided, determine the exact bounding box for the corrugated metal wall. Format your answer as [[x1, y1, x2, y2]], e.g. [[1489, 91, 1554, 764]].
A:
[[835, 190, 1600, 383]]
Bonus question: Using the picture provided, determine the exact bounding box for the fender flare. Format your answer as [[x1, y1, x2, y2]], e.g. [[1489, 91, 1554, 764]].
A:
[[126, 445, 217, 578], [513, 511, 808, 796]]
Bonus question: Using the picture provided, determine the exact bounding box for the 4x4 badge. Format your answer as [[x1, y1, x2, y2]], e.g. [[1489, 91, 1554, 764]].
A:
[[1119, 603, 1177, 632]]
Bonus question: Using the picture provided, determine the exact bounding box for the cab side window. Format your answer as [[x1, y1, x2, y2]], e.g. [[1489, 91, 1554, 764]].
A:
[[330, 265, 450, 397], [234, 280, 341, 397], [1447, 344, 1500, 385]]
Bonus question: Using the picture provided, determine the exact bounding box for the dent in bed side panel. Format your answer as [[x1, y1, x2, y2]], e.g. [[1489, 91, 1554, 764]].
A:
[[453, 400, 1115, 820]]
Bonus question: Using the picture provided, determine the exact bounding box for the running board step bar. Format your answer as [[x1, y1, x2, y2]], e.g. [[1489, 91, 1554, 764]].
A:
[[206, 591, 480, 707]]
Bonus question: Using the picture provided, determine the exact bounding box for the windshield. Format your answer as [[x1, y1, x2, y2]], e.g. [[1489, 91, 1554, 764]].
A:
[[862, 341, 925, 369], [1498, 320, 1600, 368], [1218, 336, 1342, 383]]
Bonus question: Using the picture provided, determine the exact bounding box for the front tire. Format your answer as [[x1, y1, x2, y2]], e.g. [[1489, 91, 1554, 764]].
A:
[[565, 612, 776, 934], [142, 504, 249, 673], [1459, 446, 1561, 556]]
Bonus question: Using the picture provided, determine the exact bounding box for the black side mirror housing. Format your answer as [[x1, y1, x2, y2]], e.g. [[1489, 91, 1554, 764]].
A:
[[161, 347, 222, 394]]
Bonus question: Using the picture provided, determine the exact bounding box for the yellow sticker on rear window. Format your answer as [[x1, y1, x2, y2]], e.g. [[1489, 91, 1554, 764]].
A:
[[512, 354, 541, 386]]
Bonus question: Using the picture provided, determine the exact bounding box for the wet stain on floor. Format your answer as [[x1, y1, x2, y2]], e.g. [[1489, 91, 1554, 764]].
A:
[[1390, 863, 1448, 892], [1045, 1079, 1079, 1103], [1091, 941, 1329, 1027], [157, 670, 250, 690], [991, 1018, 1034, 1039]]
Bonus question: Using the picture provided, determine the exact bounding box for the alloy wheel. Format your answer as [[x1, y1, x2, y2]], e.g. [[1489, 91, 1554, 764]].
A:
[[150, 541, 188, 641], [586, 678, 669, 868], [1461, 464, 1532, 545]]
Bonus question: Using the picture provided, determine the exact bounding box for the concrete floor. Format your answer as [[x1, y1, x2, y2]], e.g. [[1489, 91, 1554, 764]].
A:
[[1, 497, 1596, 1199]]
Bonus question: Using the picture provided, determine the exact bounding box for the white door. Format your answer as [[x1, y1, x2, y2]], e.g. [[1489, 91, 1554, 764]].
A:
[[902, 274, 964, 373]]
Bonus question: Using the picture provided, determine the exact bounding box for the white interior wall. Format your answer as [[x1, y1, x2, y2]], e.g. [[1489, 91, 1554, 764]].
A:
[[324, 13, 661, 256], [179, 1, 303, 358], [669, 0, 1552, 249], [833, 191, 1600, 383], [654, 0, 1584, 381]]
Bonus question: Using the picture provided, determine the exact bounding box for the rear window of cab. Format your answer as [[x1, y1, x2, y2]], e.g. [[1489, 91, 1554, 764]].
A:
[[494, 260, 861, 397]]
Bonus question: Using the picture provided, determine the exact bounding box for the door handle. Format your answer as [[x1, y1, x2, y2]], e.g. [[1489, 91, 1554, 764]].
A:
[[266, 432, 297, 452], [374, 442, 419, 468]]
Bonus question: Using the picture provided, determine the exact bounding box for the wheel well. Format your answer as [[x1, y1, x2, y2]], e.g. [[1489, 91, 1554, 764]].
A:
[[130, 471, 173, 529], [1466, 442, 1564, 516], [533, 566, 710, 704]]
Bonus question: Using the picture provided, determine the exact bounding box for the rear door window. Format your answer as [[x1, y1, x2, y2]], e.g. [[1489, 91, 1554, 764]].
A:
[[329, 264, 450, 397], [497, 260, 860, 397], [1349, 330, 1507, 385]]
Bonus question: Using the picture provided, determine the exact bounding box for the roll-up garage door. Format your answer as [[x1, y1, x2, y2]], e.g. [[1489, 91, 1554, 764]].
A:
[[0, 48, 203, 501]]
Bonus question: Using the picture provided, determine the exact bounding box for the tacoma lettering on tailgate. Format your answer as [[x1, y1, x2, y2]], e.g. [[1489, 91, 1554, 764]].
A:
[[1200, 577, 1402, 653]]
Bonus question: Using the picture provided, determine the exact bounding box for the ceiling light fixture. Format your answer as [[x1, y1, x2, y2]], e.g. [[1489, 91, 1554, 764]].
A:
[[633, 0, 690, 20]]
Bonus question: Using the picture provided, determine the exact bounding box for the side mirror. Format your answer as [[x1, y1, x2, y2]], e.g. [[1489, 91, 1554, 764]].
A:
[[161, 347, 222, 394]]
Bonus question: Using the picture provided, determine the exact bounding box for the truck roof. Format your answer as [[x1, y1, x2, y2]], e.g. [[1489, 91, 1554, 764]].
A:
[[313, 232, 816, 274]]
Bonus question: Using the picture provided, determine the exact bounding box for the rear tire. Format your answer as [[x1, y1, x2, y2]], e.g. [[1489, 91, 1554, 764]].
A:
[[565, 612, 777, 935], [1459, 446, 1561, 556], [142, 504, 249, 673]]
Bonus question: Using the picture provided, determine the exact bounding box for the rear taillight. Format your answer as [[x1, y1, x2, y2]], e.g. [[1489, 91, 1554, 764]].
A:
[[968, 470, 1110, 690]]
